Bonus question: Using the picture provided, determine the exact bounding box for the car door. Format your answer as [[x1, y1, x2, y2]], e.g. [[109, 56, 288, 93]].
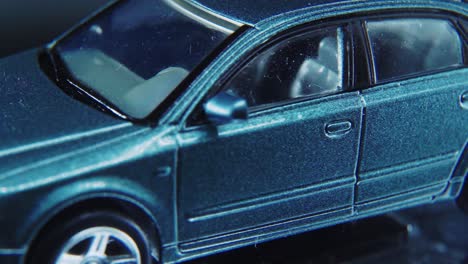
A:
[[176, 24, 364, 244], [355, 16, 468, 210]]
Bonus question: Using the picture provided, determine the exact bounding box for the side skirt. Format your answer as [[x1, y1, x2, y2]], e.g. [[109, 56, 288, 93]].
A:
[[162, 183, 447, 263]]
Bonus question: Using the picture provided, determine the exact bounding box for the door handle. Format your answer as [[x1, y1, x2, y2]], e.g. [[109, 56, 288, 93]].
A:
[[325, 120, 352, 137], [461, 91, 468, 110]]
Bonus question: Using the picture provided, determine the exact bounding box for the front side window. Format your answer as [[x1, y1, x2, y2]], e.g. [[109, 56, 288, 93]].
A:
[[53, 0, 241, 119], [222, 27, 346, 109], [366, 18, 464, 82]]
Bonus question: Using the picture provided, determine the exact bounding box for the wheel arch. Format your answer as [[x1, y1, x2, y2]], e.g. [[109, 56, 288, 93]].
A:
[[21, 178, 167, 263]]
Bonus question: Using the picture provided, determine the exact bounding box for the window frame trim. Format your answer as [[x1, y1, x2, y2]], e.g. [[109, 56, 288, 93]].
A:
[[184, 9, 468, 128], [455, 18, 468, 65], [350, 21, 375, 90]]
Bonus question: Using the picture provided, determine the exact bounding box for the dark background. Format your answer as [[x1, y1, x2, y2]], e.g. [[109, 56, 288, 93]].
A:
[[0, 0, 110, 58]]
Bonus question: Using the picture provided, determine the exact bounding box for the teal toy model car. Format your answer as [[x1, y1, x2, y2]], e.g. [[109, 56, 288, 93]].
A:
[[0, 0, 467, 263]]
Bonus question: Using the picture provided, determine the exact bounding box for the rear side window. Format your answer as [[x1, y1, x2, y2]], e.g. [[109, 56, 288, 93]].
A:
[[365, 18, 464, 82]]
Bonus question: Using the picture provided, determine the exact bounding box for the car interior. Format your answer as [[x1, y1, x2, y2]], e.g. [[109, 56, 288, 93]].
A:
[[62, 49, 189, 118]]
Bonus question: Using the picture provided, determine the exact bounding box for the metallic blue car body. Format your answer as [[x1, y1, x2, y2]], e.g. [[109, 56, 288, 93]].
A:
[[0, 0, 467, 263]]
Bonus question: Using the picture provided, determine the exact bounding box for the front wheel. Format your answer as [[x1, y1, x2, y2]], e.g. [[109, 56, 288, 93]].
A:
[[29, 211, 158, 264]]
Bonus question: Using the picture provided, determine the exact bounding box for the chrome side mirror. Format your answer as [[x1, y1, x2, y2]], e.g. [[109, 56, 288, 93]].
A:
[[203, 92, 248, 125]]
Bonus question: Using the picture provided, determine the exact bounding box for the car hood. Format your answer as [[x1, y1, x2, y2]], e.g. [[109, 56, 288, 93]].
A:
[[0, 49, 126, 150], [0, 50, 139, 170]]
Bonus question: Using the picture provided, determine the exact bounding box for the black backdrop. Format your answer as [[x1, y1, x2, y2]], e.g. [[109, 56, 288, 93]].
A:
[[0, 0, 110, 58]]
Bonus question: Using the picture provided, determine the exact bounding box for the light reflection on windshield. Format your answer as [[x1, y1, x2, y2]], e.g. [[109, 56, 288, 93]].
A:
[[55, 0, 241, 119]]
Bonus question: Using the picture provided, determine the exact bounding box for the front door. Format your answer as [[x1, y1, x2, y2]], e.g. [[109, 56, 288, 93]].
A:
[[177, 25, 363, 244]]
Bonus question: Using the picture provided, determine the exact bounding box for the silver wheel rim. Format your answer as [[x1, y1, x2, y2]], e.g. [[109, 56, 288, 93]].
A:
[[55, 226, 141, 264]]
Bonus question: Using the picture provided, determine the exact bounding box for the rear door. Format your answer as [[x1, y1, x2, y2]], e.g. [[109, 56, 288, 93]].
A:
[[355, 16, 468, 210]]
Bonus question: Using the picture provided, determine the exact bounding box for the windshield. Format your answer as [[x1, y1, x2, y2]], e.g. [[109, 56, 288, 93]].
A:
[[53, 0, 241, 119]]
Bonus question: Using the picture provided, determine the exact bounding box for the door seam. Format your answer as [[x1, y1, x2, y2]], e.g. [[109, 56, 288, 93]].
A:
[[353, 92, 367, 214]]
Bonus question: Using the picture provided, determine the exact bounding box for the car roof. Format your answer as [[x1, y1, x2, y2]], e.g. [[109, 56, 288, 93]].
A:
[[190, 0, 466, 25], [191, 0, 347, 24]]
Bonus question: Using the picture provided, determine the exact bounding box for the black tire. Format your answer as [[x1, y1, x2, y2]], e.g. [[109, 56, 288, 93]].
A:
[[28, 211, 158, 264]]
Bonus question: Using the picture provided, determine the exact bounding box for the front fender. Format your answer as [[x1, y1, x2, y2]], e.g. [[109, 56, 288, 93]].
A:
[[2, 174, 174, 251]]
